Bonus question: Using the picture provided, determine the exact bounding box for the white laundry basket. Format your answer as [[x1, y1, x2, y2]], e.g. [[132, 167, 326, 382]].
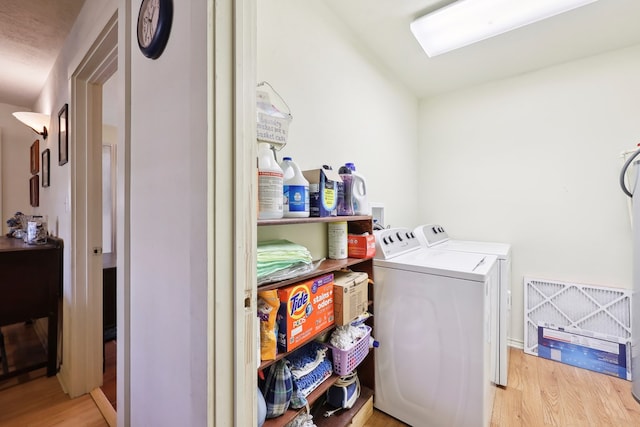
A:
[[256, 81, 292, 150]]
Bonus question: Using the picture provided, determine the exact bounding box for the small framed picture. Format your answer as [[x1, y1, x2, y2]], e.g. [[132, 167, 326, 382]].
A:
[[30, 139, 40, 175], [30, 175, 39, 207], [58, 103, 68, 166], [42, 149, 50, 188]]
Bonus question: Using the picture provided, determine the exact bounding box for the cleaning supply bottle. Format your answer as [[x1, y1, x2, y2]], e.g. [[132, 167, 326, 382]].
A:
[[279, 157, 309, 218], [346, 163, 371, 216], [337, 164, 354, 216], [328, 221, 348, 259], [257, 143, 283, 219]]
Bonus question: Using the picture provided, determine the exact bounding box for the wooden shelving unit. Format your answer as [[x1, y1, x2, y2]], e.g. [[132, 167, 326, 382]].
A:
[[257, 215, 375, 427]]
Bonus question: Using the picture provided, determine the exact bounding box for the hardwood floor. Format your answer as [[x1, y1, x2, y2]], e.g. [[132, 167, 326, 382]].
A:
[[2, 334, 640, 426], [0, 323, 108, 426], [0, 374, 108, 426], [365, 346, 640, 426], [490, 347, 640, 426], [101, 340, 117, 410], [0, 323, 115, 426]]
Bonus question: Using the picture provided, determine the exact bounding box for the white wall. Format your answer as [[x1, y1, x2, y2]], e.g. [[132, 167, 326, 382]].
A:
[[257, 0, 420, 229], [417, 45, 640, 346], [128, 0, 208, 424], [0, 102, 41, 230]]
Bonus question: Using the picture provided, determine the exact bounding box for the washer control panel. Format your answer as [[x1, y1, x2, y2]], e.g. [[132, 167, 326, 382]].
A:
[[414, 223, 450, 247], [374, 227, 421, 259]]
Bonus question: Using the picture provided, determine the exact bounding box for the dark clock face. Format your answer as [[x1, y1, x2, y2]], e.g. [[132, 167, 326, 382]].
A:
[[137, 0, 173, 59]]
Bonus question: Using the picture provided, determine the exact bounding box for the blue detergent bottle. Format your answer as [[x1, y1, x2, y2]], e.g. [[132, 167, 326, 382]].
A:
[[279, 157, 310, 218]]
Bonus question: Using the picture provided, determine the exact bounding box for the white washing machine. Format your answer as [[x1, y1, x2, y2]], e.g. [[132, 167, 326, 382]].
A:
[[373, 227, 498, 427], [413, 224, 512, 387]]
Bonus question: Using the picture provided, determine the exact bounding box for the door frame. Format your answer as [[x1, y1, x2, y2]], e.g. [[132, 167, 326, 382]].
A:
[[208, 0, 257, 424], [62, 13, 124, 407]]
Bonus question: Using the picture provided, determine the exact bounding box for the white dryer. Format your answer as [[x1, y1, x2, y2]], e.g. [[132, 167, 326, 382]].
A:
[[373, 227, 498, 427], [413, 224, 512, 387]]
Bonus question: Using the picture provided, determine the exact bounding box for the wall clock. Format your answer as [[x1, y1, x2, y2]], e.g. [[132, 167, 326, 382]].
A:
[[137, 0, 173, 59]]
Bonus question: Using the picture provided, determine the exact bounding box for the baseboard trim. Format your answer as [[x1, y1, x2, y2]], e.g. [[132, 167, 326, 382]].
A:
[[90, 387, 116, 427], [508, 338, 524, 350]]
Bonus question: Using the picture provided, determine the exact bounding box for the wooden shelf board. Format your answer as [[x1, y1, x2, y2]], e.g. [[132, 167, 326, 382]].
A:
[[262, 374, 340, 427], [258, 258, 373, 291], [314, 386, 374, 427], [258, 215, 372, 227]]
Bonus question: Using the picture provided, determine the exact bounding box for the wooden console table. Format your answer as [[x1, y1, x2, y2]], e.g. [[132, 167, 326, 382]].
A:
[[0, 236, 63, 378]]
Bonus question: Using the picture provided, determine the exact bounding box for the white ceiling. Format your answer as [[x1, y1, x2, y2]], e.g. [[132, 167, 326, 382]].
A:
[[2, 0, 640, 107], [0, 0, 85, 107], [322, 0, 640, 98]]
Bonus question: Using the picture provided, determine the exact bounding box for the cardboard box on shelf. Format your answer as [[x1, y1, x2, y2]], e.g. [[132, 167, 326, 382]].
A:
[[333, 270, 369, 326], [277, 274, 335, 353], [348, 233, 376, 259], [302, 167, 342, 217], [537, 322, 631, 380]]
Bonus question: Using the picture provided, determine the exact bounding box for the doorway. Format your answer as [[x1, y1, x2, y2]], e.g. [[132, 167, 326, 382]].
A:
[[64, 14, 130, 427], [99, 73, 118, 411]]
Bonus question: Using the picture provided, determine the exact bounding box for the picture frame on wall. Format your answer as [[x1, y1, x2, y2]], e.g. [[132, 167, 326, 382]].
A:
[[58, 103, 68, 166], [30, 175, 39, 207], [42, 149, 50, 188], [30, 139, 40, 175]]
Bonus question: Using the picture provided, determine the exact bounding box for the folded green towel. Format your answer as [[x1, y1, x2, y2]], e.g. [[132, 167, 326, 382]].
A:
[[257, 240, 312, 279]]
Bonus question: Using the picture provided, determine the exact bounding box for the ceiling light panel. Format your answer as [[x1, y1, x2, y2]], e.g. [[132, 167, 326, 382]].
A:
[[410, 0, 599, 57]]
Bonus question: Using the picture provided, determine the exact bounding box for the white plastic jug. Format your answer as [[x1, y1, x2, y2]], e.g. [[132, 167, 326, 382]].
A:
[[258, 143, 283, 219], [347, 163, 371, 216], [279, 157, 310, 218]]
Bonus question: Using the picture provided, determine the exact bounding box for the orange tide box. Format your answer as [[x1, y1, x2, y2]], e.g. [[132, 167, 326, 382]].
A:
[[348, 233, 376, 259], [277, 274, 334, 353]]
